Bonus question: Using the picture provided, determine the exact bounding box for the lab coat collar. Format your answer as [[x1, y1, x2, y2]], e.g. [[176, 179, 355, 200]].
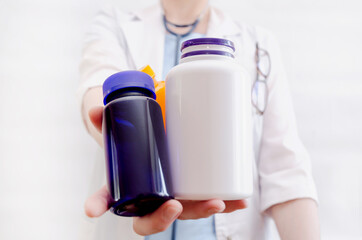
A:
[[120, 4, 165, 79], [120, 3, 242, 80]]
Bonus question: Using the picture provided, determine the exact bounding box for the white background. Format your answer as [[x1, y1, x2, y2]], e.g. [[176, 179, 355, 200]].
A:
[[0, 0, 361, 239]]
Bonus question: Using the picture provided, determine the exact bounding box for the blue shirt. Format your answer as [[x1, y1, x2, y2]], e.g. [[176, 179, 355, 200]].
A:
[[145, 32, 217, 240]]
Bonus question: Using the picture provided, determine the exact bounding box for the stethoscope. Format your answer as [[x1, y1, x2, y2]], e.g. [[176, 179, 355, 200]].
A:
[[162, 4, 209, 65]]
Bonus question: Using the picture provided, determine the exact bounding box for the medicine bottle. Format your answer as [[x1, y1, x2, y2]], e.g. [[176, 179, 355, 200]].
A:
[[102, 71, 173, 216], [166, 38, 253, 200]]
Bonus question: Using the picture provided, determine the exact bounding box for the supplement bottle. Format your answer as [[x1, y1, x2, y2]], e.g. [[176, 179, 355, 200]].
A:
[[102, 71, 173, 216], [166, 38, 253, 200]]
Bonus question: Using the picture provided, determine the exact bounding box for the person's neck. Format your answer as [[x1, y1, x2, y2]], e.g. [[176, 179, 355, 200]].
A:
[[161, 0, 210, 35]]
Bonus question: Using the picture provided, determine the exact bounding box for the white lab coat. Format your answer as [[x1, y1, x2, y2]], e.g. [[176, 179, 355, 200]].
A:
[[78, 3, 318, 240]]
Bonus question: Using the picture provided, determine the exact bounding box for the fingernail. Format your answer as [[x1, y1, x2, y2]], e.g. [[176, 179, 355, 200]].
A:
[[163, 207, 180, 221]]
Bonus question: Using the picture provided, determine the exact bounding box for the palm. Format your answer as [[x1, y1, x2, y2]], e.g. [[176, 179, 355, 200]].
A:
[[86, 106, 247, 236]]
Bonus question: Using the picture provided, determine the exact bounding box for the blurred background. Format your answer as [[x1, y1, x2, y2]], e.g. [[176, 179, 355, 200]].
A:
[[0, 0, 361, 239]]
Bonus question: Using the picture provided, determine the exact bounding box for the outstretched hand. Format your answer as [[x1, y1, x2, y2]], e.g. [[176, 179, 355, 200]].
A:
[[86, 106, 247, 236]]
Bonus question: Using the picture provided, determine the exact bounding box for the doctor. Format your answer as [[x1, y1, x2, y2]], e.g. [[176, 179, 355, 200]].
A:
[[78, 0, 320, 239]]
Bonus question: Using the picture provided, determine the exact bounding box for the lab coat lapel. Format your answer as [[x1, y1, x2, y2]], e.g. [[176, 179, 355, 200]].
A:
[[207, 7, 244, 61], [121, 4, 165, 80], [207, 8, 241, 38]]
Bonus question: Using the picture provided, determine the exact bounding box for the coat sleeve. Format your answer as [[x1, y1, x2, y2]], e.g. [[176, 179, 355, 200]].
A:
[[77, 5, 131, 106], [257, 30, 318, 212]]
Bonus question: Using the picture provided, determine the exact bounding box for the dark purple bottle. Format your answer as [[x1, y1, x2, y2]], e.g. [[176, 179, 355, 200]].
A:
[[102, 71, 174, 217]]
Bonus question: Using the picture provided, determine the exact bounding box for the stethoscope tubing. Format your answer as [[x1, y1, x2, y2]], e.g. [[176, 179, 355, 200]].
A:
[[162, 15, 200, 65]]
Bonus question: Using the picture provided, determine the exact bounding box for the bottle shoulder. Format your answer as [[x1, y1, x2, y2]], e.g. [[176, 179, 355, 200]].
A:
[[179, 56, 242, 69], [167, 58, 245, 78]]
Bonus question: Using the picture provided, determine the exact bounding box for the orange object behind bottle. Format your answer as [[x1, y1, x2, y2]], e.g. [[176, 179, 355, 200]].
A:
[[139, 65, 166, 127]]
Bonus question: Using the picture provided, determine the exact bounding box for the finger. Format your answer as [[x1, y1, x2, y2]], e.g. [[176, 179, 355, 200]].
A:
[[84, 185, 111, 218], [88, 106, 104, 133], [133, 200, 182, 236], [222, 200, 248, 213], [178, 199, 225, 220]]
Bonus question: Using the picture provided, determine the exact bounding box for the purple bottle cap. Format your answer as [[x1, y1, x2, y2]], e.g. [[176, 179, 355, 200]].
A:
[[103, 71, 155, 105], [181, 50, 235, 59], [181, 38, 235, 52]]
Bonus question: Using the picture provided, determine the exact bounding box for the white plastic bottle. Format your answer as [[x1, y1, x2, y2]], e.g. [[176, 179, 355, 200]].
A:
[[166, 38, 253, 200]]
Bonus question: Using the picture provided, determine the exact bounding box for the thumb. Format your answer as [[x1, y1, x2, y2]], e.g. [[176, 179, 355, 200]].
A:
[[88, 106, 104, 133], [84, 185, 111, 217]]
